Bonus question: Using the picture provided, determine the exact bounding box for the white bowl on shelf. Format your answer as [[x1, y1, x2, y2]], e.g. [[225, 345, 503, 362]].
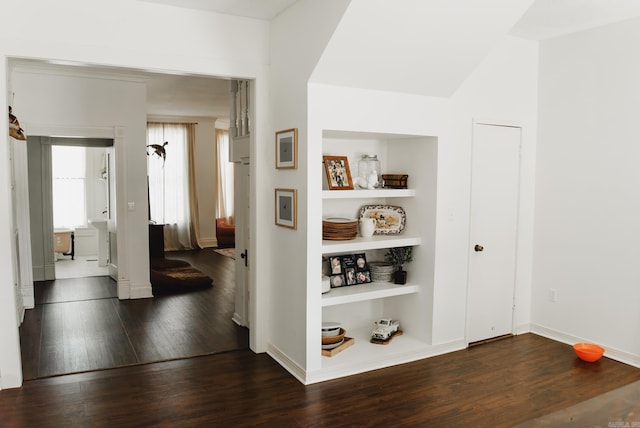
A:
[[322, 338, 344, 350], [322, 321, 341, 337]]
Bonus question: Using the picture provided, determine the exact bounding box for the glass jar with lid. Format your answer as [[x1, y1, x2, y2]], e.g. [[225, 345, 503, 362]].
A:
[[358, 154, 382, 189]]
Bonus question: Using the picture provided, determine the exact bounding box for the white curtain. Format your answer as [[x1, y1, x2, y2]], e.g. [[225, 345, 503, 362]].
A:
[[147, 123, 193, 250], [52, 146, 86, 229], [215, 129, 235, 223]]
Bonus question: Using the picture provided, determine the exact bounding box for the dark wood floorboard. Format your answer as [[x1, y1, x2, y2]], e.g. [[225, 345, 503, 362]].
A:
[[35, 276, 117, 304], [517, 377, 640, 427], [19, 249, 248, 380], [2, 334, 640, 427]]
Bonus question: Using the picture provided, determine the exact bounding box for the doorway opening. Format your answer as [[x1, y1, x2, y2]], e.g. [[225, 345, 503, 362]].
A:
[[51, 144, 112, 280], [12, 60, 253, 381]]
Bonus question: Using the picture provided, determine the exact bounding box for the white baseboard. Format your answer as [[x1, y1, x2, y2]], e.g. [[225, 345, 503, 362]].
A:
[[32, 265, 45, 282], [268, 339, 466, 385], [232, 312, 246, 327], [33, 263, 56, 281], [513, 323, 531, 335], [530, 323, 640, 368], [129, 282, 154, 299], [44, 263, 55, 280], [21, 289, 34, 310], [267, 343, 307, 384], [199, 237, 218, 248], [117, 279, 131, 299]]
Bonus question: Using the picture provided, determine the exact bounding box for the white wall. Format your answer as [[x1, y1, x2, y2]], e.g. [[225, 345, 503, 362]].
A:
[[303, 34, 538, 373], [533, 19, 640, 365], [447, 35, 539, 342], [0, 0, 271, 389], [267, 0, 351, 370], [269, 0, 539, 378], [0, 57, 23, 389], [12, 69, 150, 299]]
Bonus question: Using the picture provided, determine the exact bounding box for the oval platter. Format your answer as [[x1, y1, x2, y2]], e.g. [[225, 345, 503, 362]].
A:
[[358, 205, 406, 235]]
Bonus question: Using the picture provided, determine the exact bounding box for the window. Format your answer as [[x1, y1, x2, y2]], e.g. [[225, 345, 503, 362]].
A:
[[147, 122, 196, 250], [52, 146, 86, 229]]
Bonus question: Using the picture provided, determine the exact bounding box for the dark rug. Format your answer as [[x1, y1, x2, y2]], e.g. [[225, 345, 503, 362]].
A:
[[150, 258, 213, 294]]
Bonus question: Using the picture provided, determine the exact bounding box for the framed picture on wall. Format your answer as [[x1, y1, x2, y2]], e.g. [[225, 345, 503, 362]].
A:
[[323, 155, 354, 190], [275, 128, 298, 169], [275, 188, 297, 229]]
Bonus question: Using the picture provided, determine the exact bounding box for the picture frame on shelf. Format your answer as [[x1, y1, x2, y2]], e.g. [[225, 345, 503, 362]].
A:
[[330, 275, 346, 288], [275, 188, 297, 229], [275, 128, 298, 169], [323, 155, 354, 190], [329, 256, 343, 274]]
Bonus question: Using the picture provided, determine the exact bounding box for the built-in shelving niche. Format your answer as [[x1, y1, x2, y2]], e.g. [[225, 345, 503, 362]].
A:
[[308, 129, 438, 383]]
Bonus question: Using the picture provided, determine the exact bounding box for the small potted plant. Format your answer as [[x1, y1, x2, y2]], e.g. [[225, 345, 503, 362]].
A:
[[384, 246, 413, 284]]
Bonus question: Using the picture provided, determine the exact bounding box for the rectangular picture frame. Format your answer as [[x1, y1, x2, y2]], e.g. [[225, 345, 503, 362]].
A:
[[275, 128, 298, 169], [323, 155, 354, 190], [275, 188, 297, 229]]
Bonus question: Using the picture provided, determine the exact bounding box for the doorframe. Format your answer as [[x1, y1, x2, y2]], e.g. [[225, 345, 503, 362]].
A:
[[24, 124, 126, 299], [465, 118, 524, 346]]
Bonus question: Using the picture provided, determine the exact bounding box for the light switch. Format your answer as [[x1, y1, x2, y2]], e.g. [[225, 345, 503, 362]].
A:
[[127, 202, 136, 211]]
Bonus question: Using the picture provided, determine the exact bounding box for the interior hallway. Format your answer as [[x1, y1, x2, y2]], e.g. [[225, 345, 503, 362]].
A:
[[19, 249, 247, 380]]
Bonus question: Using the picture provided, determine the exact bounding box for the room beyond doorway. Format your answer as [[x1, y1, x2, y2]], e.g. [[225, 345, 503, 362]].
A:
[[21, 249, 247, 380]]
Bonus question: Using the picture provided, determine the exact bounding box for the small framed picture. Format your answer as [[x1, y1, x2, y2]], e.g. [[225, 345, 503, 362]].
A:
[[344, 268, 357, 285], [329, 256, 343, 275], [323, 155, 354, 190], [330, 275, 346, 288], [276, 128, 298, 169], [354, 253, 368, 271], [356, 271, 371, 284], [275, 188, 297, 229]]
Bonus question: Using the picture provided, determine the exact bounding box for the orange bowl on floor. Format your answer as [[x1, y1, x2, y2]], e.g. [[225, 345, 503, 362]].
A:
[[573, 343, 604, 362]]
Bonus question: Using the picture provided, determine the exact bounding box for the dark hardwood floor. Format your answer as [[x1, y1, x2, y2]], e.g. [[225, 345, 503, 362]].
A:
[[19, 249, 248, 380], [3, 333, 640, 426]]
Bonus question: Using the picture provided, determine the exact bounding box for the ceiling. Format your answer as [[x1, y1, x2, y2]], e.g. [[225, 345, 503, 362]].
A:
[[139, 0, 299, 20], [510, 0, 640, 40], [140, 0, 640, 40], [14, 0, 640, 120]]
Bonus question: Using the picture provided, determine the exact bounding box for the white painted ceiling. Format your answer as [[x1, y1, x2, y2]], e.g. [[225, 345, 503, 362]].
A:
[[138, 0, 299, 20], [141, 0, 640, 39], [15, 0, 640, 120], [311, 0, 535, 98], [511, 0, 640, 40], [139, 0, 640, 116]]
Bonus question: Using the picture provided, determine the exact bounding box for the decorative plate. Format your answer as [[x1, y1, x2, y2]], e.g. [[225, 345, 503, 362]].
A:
[[358, 205, 406, 235]]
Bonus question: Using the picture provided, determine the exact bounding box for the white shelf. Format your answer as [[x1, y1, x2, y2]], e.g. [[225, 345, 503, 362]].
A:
[[322, 282, 419, 307], [322, 188, 415, 199], [311, 131, 437, 383], [318, 326, 430, 373], [322, 235, 421, 254]]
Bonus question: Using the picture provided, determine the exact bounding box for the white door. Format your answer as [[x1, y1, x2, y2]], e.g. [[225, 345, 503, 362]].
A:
[[467, 122, 521, 344], [233, 159, 250, 327]]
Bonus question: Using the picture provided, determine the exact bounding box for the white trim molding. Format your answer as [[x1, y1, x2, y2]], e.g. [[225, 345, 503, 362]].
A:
[[199, 237, 218, 248], [531, 324, 640, 368], [269, 339, 467, 385]]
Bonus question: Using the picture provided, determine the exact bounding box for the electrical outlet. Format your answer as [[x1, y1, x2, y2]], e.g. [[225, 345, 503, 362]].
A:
[[549, 288, 558, 303]]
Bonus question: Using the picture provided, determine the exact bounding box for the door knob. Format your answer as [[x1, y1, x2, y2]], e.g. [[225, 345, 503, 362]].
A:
[[474, 244, 484, 252]]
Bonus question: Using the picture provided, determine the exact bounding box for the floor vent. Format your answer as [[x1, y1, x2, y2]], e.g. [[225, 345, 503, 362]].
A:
[[468, 333, 514, 348]]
